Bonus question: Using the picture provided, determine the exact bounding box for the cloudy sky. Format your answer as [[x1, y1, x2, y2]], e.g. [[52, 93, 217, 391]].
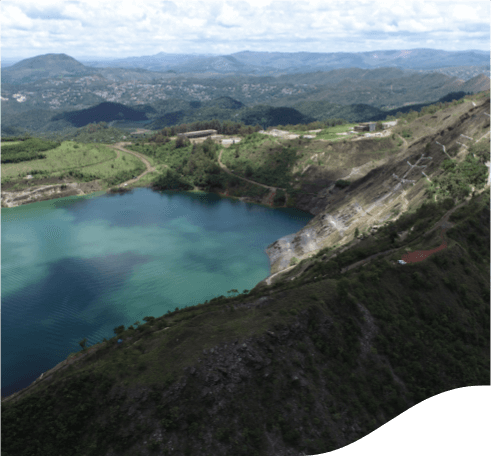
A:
[[1, 0, 490, 61]]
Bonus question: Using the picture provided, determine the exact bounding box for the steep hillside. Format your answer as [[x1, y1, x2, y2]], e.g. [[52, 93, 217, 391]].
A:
[[1, 91, 489, 456], [263, 94, 490, 274]]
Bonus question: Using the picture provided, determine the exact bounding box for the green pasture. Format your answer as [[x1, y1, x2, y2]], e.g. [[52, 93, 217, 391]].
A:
[[75, 149, 144, 181], [280, 123, 358, 140], [2, 141, 144, 181]]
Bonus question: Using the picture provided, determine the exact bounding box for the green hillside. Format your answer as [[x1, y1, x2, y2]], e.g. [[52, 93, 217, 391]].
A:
[[51, 102, 148, 127]]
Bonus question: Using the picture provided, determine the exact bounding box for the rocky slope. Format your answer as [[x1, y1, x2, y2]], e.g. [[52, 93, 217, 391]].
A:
[[265, 96, 490, 275]]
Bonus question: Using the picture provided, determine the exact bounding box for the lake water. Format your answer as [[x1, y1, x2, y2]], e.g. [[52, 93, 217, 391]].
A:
[[1, 188, 313, 397]]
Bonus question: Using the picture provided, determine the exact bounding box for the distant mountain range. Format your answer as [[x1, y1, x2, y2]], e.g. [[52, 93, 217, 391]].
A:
[[81, 49, 491, 75], [3, 49, 490, 79]]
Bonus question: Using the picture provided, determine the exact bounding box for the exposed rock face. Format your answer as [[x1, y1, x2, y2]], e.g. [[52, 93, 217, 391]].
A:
[[266, 228, 323, 273], [1, 181, 103, 207], [1, 183, 81, 207]]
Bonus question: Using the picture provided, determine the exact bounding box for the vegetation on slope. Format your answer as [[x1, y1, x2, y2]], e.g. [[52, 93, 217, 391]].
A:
[[1, 138, 61, 163]]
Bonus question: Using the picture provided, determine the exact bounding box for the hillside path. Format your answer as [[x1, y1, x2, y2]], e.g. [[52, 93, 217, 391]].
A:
[[108, 142, 157, 186], [218, 148, 288, 206]]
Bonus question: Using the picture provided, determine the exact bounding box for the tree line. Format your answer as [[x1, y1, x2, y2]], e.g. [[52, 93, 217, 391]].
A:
[[1, 138, 60, 164]]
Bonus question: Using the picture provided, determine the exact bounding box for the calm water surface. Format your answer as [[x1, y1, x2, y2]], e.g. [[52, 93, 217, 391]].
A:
[[1, 188, 313, 396]]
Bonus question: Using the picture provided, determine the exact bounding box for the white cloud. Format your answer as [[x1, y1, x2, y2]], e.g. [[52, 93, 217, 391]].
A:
[[451, 4, 481, 22], [1, 0, 489, 59]]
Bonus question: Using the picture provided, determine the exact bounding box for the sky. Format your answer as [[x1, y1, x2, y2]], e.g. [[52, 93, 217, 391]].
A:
[[1, 0, 490, 61]]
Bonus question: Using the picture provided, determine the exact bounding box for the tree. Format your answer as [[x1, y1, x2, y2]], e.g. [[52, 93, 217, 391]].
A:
[[78, 338, 88, 351], [114, 325, 125, 336], [175, 135, 190, 149]]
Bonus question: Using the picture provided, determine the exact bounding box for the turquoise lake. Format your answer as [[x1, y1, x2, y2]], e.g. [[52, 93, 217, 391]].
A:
[[1, 188, 313, 397]]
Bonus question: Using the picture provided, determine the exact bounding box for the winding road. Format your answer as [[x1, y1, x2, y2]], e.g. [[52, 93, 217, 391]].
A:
[[108, 142, 158, 186]]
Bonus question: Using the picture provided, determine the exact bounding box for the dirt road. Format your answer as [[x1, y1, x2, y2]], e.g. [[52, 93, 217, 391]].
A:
[[217, 149, 290, 206], [108, 142, 157, 186], [108, 143, 202, 191]]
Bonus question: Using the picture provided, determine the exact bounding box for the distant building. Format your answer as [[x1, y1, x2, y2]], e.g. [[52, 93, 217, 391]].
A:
[[354, 122, 376, 132], [178, 129, 218, 139], [382, 120, 398, 129]]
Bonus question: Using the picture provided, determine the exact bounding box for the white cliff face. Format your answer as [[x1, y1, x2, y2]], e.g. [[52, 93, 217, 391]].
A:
[[266, 227, 322, 273]]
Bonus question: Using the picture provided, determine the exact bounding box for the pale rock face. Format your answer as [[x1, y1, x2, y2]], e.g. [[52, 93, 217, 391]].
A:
[[266, 227, 322, 273]]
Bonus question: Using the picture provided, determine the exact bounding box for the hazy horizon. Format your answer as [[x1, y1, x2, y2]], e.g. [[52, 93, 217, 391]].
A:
[[2, 0, 489, 61], [2, 47, 491, 65]]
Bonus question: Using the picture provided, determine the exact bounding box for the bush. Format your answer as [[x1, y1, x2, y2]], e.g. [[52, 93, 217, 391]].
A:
[[335, 180, 351, 189], [154, 168, 193, 191], [113, 325, 125, 336], [175, 135, 190, 149]]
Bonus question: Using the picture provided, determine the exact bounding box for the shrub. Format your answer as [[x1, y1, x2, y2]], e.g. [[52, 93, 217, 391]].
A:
[[113, 325, 125, 336], [335, 179, 351, 189], [290, 257, 299, 266]]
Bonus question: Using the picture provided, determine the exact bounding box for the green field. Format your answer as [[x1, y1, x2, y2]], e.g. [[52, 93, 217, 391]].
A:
[[1, 141, 147, 189], [1, 141, 23, 146], [281, 123, 360, 141]]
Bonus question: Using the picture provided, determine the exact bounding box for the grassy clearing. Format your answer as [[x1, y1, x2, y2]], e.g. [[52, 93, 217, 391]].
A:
[[1, 141, 23, 146], [1, 142, 116, 179], [1, 140, 149, 190], [314, 123, 359, 141], [79, 149, 144, 181]]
